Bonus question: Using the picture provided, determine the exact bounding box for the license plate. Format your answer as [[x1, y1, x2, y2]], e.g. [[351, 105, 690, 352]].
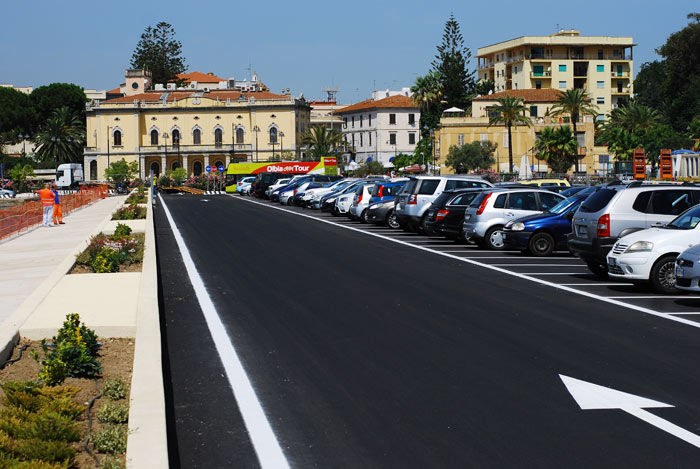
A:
[[607, 257, 617, 267], [676, 267, 685, 278], [577, 225, 588, 236], [465, 214, 471, 221], [427, 210, 434, 217]]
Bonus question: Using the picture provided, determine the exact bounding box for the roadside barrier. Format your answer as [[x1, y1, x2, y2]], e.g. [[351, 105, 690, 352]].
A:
[[0, 185, 108, 240]]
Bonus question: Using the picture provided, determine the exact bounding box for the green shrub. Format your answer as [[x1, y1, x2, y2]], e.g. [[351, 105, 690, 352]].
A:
[[37, 357, 67, 387], [90, 248, 121, 273], [113, 223, 132, 238], [101, 456, 126, 469], [97, 402, 129, 424], [125, 193, 146, 205], [102, 376, 127, 401], [75, 232, 144, 273], [0, 452, 65, 468], [0, 381, 43, 412], [55, 313, 100, 356], [92, 424, 127, 454], [112, 205, 146, 220]]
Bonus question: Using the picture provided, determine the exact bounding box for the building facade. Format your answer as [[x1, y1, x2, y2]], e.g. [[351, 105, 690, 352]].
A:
[[437, 89, 610, 175], [83, 71, 311, 181], [336, 95, 420, 166], [476, 30, 634, 118]]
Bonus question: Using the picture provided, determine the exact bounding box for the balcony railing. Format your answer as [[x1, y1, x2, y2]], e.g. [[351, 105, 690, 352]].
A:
[[611, 72, 630, 78], [530, 71, 552, 78]]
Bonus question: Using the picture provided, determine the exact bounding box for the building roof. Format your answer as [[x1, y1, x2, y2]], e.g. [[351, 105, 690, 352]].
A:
[[102, 89, 290, 104], [177, 71, 226, 83], [473, 89, 563, 103], [107, 87, 121, 94], [336, 95, 417, 114]]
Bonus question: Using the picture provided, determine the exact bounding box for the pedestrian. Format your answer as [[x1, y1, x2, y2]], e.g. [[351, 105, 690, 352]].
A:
[[52, 184, 64, 224], [37, 183, 55, 227]]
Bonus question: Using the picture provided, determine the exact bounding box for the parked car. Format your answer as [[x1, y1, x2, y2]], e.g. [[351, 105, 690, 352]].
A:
[[265, 178, 292, 198], [519, 178, 571, 188], [395, 175, 493, 232], [675, 244, 700, 292], [0, 188, 15, 198], [606, 204, 700, 293], [568, 182, 700, 278], [502, 193, 589, 256], [423, 189, 489, 239], [367, 200, 401, 228], [321, 180, 365, 212], [251, 172, 286, 198], [304, 178, 354, 208], [349, 182, 380, 222], [292, 182, 324, 206], [463, 188, 566, 249], [333, 192, 355, 216], [559, 186, 589, 198], [368, 180, 408, 205], [236, 176, 256, 195]]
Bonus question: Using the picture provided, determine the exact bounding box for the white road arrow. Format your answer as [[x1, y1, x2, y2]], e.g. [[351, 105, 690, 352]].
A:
[[560, 374, 700, 449]]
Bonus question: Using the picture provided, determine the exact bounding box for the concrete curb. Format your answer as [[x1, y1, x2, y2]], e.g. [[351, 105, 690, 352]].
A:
[[0, 197, 122, 363], [126, 189, 169, 468]]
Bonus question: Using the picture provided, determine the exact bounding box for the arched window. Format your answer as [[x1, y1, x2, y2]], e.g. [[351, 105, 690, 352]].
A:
[[236, 127, 244, 143], [269, 127, 278, 144], [113, 130, 122, 146], [89, 160, 97, 180], [193, 161, 203, 176], [193, 128, 201, 145], [171, 161, 181, 170], [214, 160, 224, 169], [150, 162, 160, 177], [150, 129, 158, 145], [214, 128, 223, 146], [172, 129, 180, 147]]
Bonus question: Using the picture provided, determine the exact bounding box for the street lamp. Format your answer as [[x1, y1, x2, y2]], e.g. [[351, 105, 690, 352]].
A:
[[279, 131, 285, 157], [163, 132, 170, 169], [253, 126, 260, 162]]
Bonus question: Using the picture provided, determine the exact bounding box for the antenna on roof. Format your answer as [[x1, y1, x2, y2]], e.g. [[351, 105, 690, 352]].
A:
[[322, 86, 339, 102], [245, 59, 252, 81]]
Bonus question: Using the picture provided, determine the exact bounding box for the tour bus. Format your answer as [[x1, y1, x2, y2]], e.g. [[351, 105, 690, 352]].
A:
[[225, 157, 338, 193]]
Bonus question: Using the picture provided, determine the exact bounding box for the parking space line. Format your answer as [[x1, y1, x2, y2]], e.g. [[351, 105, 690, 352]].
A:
[[669, 312, 700, 315], [525, 272, 592, 275], [560, 283, 635, 286], [606, 296, 697, 299], [235, 197, 700, 331], [491, 264, 587, 267]]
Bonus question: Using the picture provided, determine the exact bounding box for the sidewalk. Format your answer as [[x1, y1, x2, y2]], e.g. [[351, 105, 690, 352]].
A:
[[0, 195, 125, 326]]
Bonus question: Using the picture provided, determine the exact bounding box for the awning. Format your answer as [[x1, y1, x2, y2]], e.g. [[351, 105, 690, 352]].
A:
[[443, 106, 465, 113]]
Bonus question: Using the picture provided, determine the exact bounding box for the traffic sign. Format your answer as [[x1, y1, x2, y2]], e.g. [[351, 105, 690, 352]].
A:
[[218, 165, 225, 173], [206, 165, 212, 173]]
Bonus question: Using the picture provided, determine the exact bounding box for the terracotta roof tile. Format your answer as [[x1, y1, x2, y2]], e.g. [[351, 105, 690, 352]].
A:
[[107, 87, 121, 94], [473, 89, 563, 103], [102, 89, 289, 104], [336, 95, 417, 114], [177, 71, 226, 83]]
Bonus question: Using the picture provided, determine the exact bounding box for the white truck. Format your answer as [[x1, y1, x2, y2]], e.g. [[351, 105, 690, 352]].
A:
[[55, 163, 83, 189]]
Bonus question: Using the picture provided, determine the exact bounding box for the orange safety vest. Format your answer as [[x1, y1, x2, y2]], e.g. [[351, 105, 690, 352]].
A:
[[38, 189, 54, 207]]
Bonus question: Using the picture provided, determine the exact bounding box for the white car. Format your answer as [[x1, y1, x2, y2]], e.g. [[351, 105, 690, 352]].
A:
[[265, 178, 292, 198], [334, 192, 355, 216], [607, 204, 700, 293], [303, 178, 352, 207], [236, 176, 256, 195]]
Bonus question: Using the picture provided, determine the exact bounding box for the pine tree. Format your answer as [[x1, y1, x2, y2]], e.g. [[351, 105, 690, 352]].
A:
[[431, 14, 475, 111], [130, 22, 187, 87]]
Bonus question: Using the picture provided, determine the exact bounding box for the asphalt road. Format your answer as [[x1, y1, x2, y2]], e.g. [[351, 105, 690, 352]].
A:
[[155, 193, 700, 468]]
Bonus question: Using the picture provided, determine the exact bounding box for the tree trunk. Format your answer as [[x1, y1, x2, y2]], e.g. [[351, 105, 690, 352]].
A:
[[507, 124, 513, 173], [572, 115, 579, 173]]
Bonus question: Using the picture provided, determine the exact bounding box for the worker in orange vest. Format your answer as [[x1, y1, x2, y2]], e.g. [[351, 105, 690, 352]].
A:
[[37, 183, 55, 227], [51, 184, 64, 224]]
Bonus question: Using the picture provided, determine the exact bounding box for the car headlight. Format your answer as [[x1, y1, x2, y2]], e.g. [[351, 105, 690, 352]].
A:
[[511, 222, 525, 232], [625, 241, 654, 253], [369, 204, 377, 210]]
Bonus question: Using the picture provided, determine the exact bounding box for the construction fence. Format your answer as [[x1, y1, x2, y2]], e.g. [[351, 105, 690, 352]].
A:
[[0, 185, 109, 240]]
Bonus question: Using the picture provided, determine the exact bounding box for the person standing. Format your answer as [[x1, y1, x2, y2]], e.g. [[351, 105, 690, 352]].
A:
[[51, 185, 64, 224], [37, 183, 55, 227]]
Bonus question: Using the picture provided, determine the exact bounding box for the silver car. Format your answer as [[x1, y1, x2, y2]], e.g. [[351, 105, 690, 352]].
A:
[[463, 188, 565, 250], [675, 244, 700, 292], [348, 182, 377, 222], [395, 175, 493, 232]]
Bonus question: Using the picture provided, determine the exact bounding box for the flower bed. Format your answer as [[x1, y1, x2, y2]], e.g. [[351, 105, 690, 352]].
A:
[[125, 194, 146, 205], [72, 224, 144, 274], [0, 315, 133, 468], [111, 205, 146, 221]]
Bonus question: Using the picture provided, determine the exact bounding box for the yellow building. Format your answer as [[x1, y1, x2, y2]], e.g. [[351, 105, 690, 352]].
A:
[[83, 70, 311, 181], [437, 89, 607, 174], [476, 30, 634, 118]]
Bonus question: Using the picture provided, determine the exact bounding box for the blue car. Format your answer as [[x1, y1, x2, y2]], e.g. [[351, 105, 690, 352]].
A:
[[501, 194, 588, 256], [368, 181, 406, 205]]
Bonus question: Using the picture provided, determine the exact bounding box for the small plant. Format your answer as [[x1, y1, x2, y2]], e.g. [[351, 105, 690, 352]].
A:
[[112, 205, 146, 220], [97, 402, 129, 424], [92, 424, 127, 454], [37, 357, 67, 387], [101, 456, 126, 469], [113, 223, 132, 238], [125, 193, 146, 205], [102, 376, 127, 400], [90, 248, 123, 273]]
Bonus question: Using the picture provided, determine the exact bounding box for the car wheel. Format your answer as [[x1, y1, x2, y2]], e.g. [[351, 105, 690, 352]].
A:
[[420, 213, 435, 236], [287, 198, 294, 206], [586, 261, 608, 280], [528, 232, 555, 257], [360, 209, 369, 223], [483, 225, 505, 250], [650, 254, 680, 294], [387, 211, 401, 229]]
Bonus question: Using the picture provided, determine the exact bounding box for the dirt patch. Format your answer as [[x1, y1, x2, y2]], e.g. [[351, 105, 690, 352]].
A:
[[70, 261, 143, 274], [0, 338, 134, 467]]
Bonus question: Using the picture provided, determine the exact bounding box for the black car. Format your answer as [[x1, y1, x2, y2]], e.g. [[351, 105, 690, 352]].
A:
[[423, 189, 488, 239], [251, 172, 286, 198], [367, 200, 400, 228]]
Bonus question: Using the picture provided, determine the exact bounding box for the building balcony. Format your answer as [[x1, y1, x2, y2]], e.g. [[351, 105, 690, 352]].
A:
[[611, 72, 630, 78], [611, 89, 632, 95], [530, 71, 552, 78]]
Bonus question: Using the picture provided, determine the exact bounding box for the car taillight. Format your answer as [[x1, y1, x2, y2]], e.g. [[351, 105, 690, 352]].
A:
[[476, 192, 492, 215], [378, 186, 384, 197], [436, 209, 449, 220], [408, 194, 417, 205], [294, 190, 298, 195], [597, 214, 610, 237], [357, 193, 363, 204]]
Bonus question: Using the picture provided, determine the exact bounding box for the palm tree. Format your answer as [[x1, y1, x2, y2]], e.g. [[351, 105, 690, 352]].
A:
[[410, 71, 443, 111], [488, 96, 531, 172], [608, 101, 661, 132], [301, 126, 342, 161], [34, 106, 86, 166], [550, 89, 598, 173], [534, 126, 578, 174]]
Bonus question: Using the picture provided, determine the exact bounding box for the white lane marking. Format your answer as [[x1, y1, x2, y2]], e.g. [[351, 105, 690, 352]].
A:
[[159, 195, 289, 469], [606, 296, 696, 299], [439, 250, 522, 254], [235, 197, 700, 330], [525, 272, 591, 275], [491, 264, 587, 267], [560, 283, 635, 286], [670, 312, 700, 315]]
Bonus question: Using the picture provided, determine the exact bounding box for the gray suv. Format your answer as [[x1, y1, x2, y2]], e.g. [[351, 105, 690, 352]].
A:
[[395, 175, 493, 231], [568, 182, 700, 277]]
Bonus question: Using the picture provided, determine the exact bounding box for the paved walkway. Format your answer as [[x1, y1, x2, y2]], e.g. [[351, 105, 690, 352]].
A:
[[0, 195, 125, 325]]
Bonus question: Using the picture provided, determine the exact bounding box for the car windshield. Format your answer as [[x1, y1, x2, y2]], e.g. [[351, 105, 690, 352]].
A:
[[667, 205, 700, 230], [276, 179, 290, 186], [547, 197, 580, 214]]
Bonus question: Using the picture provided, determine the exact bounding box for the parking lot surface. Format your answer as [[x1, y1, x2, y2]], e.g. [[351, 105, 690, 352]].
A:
[[156, 193, 700, 468]]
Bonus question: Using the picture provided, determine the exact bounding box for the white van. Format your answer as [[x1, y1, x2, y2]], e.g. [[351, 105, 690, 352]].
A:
[[56, 163, 84, 189]]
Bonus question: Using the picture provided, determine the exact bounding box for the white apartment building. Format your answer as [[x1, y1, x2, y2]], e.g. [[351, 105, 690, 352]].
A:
[[336, 95, 420, 166]]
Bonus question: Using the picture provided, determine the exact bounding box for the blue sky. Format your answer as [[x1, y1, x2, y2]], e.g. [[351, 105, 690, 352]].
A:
[[1, 0, 697, 103]]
